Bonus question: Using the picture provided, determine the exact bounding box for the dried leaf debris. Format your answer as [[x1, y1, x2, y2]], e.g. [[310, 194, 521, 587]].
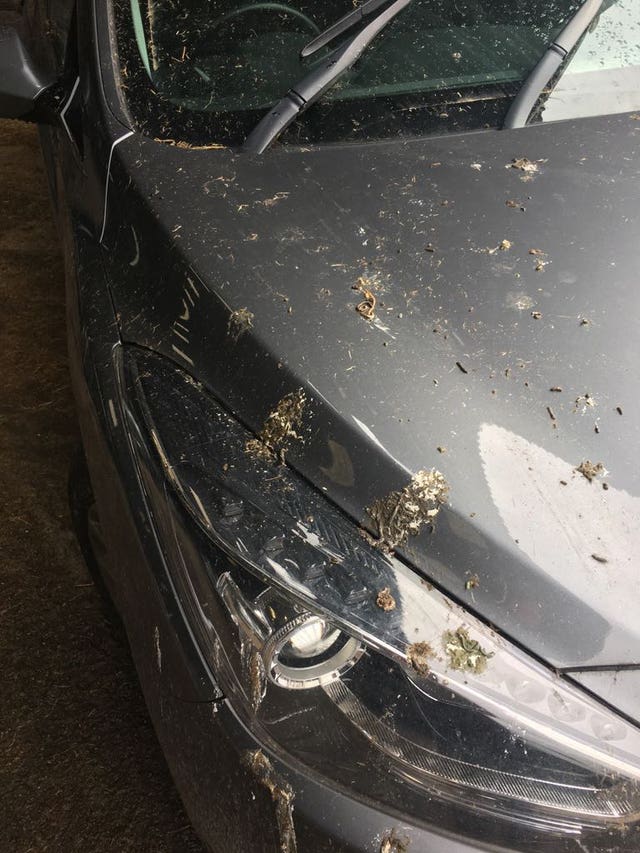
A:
[[508, 157, 540, 174], [444, 627, 494, 675], [576, 460, 605, 482], [243, 750, 297, 853], [353, 277, 377, 321], [484, 239, 512, 254], [376, 587, 397, 611], [154, 137, 226, 150], [406, 641, 434, 677], [381, 829, 411, 853], [242, 644, 267, 712], [227, 307, 254, 342], [246, 390, 306, 462], [367, 470, 449, 552]]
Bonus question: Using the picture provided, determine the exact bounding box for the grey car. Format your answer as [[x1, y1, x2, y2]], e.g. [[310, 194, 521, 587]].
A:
[[2, 0, 640, 850]]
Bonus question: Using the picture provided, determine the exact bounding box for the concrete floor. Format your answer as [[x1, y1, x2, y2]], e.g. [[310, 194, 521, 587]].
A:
[[0, 121, 204, 852]]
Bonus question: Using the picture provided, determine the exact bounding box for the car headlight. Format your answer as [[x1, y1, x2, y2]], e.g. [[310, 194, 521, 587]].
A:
[[262, 612, 364, 690], [119, 345, 640, 846]]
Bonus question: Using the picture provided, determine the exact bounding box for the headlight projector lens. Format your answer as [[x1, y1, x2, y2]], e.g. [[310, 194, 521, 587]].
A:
[[264, 614, 364, 689]]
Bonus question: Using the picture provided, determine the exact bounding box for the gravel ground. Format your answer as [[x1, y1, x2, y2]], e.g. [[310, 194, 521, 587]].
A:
[[0, 120, 204, 852]]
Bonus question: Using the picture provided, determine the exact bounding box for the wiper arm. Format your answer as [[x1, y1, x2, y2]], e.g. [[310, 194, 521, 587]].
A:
[[242, 0, 413, 155], [300, 0, 394, 58], [503, 0, 602, 129]]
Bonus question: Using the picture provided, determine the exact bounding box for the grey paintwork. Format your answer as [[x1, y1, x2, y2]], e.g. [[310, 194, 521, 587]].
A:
[[99, 111, 640, 672]]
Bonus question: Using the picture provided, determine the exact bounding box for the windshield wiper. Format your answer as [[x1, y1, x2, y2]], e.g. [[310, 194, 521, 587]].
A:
[[300, 0, 394, 58], [242, 0, 413, 155], [503, 0, 603, 129]]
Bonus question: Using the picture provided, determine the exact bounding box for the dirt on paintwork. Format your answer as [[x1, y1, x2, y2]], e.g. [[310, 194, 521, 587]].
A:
[[367, 470, 449, 552], [443, 627, 494, 675], [243, 750, 297, 853], [246, 389, 306, 463], [0, 120, 204, 852]]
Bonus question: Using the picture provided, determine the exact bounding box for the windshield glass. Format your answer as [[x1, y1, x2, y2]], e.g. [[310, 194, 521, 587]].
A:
[[539, 0, 640, 122], [115, 0, 640, 148]]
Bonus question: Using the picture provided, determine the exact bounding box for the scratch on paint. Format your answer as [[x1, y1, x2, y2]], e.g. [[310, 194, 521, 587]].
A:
[[179, 299, 190, 321], [154, 626, 162, 672], [129, 226, 140, 267], [107, 399, 118, 428], [186, 276, 199, 297], [171, 345, 194, 365], [172, 327, 189, 344], [150, 429, 181, 487], [372, 317, 396, 339], [188, 487, 213, 528]]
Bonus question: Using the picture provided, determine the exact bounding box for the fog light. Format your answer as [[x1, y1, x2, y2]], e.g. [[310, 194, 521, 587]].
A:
[[264, 614, 364, 690]]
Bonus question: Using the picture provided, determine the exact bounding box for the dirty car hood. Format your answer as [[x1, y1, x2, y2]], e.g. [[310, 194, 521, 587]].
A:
[[104, 112, 640, 674]]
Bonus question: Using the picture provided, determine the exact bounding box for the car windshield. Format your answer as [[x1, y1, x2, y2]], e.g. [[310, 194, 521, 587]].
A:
[[115, 0, 640, 147]]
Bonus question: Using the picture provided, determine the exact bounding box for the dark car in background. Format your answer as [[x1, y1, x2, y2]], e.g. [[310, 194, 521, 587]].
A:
[[2, 0, 640, 850]]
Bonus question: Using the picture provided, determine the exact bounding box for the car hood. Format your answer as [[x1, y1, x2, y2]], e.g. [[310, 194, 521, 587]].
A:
[[103, 112, 640, 674]]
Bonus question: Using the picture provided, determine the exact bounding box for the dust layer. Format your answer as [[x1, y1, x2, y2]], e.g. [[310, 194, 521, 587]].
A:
[[243, 750, 297, 853], [367, 470, 449, 552], [246, 389, 306, 462]]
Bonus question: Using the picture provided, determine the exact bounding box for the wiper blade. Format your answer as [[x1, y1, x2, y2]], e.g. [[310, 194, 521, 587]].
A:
[[503, 0, 602, 129], [242, 0, 413, 155], [301, 0, 393, 58]]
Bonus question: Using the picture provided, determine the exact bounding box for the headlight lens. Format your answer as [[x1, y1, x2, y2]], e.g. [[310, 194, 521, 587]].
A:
[[264, 614, 364, 690], [120, 346, 640, 845]]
